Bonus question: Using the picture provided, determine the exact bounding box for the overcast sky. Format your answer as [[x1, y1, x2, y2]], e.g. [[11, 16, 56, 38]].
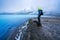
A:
[[0, 0, 60, 13]]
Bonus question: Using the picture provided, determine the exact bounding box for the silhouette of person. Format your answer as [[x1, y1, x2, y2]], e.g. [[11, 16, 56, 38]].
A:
[[37, 7, 43, 26]]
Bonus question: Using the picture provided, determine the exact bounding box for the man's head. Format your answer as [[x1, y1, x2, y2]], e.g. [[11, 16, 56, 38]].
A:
[[38, 7, 42, 10]]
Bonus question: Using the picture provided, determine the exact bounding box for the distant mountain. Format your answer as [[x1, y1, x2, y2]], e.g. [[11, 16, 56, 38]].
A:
[[0, 11, 60, 17], [0, 11, 33, 15], [0, 10, 33, 15]]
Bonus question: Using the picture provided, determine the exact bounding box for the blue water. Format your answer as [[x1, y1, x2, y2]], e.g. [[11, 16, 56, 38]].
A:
[[0, 15, 37, 40]]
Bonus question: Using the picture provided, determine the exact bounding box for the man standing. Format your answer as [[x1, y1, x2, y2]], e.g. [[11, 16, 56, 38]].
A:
[[37, 7, 43, 26]]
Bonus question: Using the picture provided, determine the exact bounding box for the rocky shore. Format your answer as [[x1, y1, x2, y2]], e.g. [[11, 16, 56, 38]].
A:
[[20, 17, 60, 40], [6, 17, 60, 40]]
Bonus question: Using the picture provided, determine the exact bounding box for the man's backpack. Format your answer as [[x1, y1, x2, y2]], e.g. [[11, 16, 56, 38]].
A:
[[38, 10, 43, 15]]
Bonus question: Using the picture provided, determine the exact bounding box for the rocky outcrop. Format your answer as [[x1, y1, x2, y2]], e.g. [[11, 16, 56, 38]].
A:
[[20, 18, 60, 40], [20, 18, 52, 40]]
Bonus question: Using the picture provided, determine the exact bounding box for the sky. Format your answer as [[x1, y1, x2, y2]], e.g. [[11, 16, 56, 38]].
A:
[[0, 0, 60, 13]]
